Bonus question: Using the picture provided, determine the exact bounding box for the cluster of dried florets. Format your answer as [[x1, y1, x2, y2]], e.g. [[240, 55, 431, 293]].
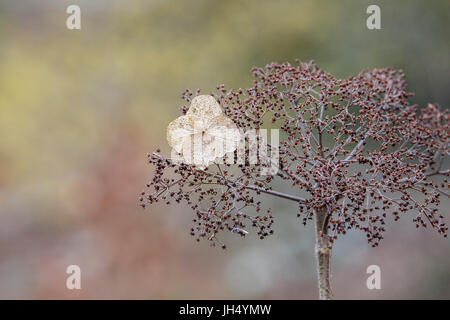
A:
[[141, 152, 276, 248], [140, 60, 449, 248]]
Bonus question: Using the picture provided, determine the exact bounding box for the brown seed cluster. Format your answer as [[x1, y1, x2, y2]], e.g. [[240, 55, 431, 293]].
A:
[[140, 60, 449, 248]]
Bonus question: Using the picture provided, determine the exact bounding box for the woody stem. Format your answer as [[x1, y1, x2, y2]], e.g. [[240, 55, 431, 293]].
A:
[[314, 207, 332, 300]]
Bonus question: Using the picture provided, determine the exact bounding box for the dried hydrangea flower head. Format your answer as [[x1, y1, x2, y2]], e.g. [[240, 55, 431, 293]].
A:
[[167, 95, 241, 168], [141, 60, 449, 300]]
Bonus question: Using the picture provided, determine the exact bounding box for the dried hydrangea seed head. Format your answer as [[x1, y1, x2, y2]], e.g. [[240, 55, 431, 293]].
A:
[[145, 60, 448, 249]]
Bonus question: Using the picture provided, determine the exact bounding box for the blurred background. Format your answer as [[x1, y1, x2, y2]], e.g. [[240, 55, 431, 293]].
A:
[[0, 0, 449, 299]]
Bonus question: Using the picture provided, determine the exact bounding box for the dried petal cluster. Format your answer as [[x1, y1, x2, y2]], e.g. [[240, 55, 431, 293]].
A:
[[140, 60, 449, 248], [167, 95, 241, 169]]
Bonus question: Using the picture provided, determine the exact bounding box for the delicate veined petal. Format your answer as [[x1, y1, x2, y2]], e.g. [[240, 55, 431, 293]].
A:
[[187, 95, 222, 120], [167, 115, 194, 153]]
